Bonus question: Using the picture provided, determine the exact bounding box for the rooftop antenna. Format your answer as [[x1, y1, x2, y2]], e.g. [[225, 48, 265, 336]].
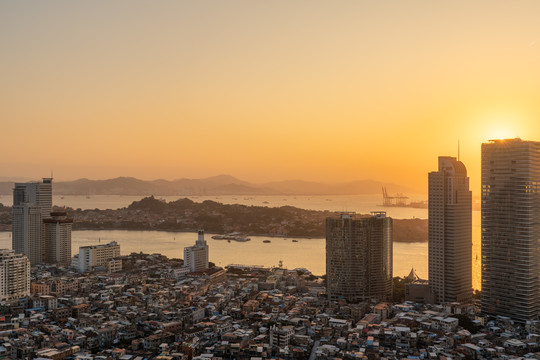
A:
[[457, 140, 460, 161]]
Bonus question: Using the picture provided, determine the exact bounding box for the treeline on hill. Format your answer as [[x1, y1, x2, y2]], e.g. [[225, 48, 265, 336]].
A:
[[0, 196, 428, 242], [123, 196, 327, 237]]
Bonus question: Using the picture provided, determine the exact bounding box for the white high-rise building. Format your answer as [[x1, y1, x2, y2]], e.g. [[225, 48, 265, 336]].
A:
[[0, 249, 30, 302], [428, 156, 472, 303], [43, 212, 73, 266], [72, 241, 121, 273], [184, 230, 209, 272], [12, 178, 53, 265], [481, 138, 540, 322]]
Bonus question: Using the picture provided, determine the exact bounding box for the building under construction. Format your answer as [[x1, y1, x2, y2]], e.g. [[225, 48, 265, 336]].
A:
[[326, 212, 393, 303]]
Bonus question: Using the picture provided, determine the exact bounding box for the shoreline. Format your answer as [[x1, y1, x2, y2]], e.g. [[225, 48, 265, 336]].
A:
[[0, 228, 428, 243]]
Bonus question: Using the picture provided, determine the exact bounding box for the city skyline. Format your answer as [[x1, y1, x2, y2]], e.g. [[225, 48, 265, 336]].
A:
[[4, 2, 540, 355], [2, 1, 540, 193]]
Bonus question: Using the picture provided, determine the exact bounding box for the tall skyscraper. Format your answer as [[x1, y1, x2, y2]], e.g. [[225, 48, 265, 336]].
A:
[[326, 212, 392, 303], [481, 138, 540, 322], [13, 178, 52, 218], [12, 204, 42, 265], [0, 249, 30, 302], [12, 178, 53, 265], [43, 212, 73, 266], [428, 156, 472, 303], [184, 230, 209, 272]]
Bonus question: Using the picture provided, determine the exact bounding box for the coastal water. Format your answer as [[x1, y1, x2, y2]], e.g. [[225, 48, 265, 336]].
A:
[[48, 194, 429, 219], [0, 194, 482, 289]]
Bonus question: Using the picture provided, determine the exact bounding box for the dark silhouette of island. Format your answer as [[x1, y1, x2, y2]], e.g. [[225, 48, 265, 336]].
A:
[[63, 197, 424, 242], [0, 196, 426, 241], [0, 175, 418, 196]]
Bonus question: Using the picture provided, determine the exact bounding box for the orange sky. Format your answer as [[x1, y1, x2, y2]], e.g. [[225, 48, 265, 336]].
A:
[[2, 1, 540, 193]]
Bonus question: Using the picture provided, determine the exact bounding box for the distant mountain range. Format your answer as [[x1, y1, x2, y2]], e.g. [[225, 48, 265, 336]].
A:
[[0, 175, 417, 196]]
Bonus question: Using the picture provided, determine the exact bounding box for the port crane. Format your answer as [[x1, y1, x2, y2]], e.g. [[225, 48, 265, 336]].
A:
[[382, 187, 409, 206]]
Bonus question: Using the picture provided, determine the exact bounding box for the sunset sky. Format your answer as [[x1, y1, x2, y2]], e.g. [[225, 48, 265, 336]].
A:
[[2, 1, 540, 193]]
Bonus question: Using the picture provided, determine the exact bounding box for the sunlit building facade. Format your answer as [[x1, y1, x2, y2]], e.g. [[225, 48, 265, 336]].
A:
[[0, 250, 30, 303], [72, 241, 121, 273], [428, 156, 472, 303], [43, 212, 73, 266], [184, 230, 209, 272], [326, 212, 392, 303], [481, 138, 540, 322]]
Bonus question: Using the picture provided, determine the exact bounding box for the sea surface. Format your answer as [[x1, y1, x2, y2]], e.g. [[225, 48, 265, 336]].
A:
[[0, 194, 482, 289]]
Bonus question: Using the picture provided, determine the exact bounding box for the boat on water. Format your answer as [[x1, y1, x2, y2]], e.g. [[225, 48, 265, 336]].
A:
[[263, 240, 271, 243], [211, 233, 251, 242], [292, 239, 298, 242], [262, 201, 269, 204]]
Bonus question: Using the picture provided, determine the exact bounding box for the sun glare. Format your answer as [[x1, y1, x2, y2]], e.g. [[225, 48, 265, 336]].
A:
[[490, 126, 515, 140], [475, 111, 525, 142]]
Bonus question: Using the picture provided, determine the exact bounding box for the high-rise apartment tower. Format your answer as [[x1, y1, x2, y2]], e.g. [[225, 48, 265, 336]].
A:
[[481, 138, 540, 322], [0, 250, 30, 302], [326, 212, 393, 303], [12, 178, 53, 265], [184, 230, 209, 272], [43, 212, 73, 266], [428, 156, 472, 303]]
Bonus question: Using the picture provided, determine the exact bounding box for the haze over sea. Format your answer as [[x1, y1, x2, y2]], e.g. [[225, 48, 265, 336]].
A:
[[0, 194, 481, 289]]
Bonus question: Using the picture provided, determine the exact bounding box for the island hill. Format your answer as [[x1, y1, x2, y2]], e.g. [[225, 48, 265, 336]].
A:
[[42, 196, 425, 242]]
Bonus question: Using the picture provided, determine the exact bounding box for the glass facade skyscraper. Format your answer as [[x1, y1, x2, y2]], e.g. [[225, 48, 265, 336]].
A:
[[481, 138, 540, 322], [12, 178, 54, 265]]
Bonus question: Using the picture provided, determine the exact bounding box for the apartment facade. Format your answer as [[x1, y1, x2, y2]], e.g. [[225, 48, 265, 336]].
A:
[[481, 138, 540, 322], [184, 230, 209, 272], [43, 212, 73, 266], [0, 250, 30, 302], [326, 212, 393, 303], [72, 241, 121, 273]]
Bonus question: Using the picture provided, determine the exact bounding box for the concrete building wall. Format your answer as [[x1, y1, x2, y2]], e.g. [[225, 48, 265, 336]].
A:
[[326, 212, 393, 303], [0, 250, 30, 302], [43, 212, 73, 266]]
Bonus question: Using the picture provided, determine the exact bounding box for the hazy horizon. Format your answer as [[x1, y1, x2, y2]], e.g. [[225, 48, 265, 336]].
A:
[[2, 1, 540, 193], [0, 173, 426, 196]]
